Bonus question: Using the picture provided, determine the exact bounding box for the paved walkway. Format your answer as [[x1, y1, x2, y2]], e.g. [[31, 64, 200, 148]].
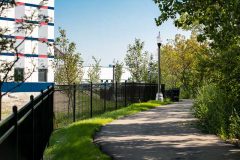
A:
[[94, 100, 240, 160]]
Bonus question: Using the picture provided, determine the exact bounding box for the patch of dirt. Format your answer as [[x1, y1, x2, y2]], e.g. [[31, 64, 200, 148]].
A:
[[1, 92, 40, 120]]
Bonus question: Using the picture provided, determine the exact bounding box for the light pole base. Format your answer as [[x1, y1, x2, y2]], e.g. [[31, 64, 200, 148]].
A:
[[156, 92, 164, 102]]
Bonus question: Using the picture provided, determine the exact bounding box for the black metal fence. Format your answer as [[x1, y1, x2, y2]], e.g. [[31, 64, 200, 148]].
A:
[[0, 86, 54, 160], [165, 88, 180, 102], [0, 82, 180, 159], [54, 82, 167, 128]]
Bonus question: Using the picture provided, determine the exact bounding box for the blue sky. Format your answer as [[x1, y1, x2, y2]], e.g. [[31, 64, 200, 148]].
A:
[[55, 0, 190, 65]]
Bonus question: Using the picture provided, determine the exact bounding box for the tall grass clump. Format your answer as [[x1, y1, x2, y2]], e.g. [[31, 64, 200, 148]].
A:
[[193, 83, 240, 140]]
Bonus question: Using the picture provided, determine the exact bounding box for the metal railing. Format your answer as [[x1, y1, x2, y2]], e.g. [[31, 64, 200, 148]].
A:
[[54, 82, 165, 128], [0, 86, 54, 160]]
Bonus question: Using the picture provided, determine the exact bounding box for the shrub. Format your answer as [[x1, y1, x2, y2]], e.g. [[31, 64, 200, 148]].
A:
[[193, 83, 228, 137], [180, 89, 191, 99], [229, 108, 240, 139]]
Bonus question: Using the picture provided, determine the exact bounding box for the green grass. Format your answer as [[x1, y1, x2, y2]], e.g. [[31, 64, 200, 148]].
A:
[[55, 91, 116, 128], [45, 100, 171, 160]]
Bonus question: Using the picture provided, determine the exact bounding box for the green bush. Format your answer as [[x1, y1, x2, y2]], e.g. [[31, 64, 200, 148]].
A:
[[193, 83, 228, 137], [229, 108, 240, 139], [193, 83, 240, 140], [180, 89, 191, 99]]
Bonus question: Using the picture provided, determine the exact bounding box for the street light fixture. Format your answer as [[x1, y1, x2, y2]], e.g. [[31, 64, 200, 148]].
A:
[[156, 32, 164, 101]]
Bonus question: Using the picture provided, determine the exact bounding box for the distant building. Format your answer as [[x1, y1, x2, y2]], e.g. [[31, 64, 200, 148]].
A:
[[0, 0, 55, 83], [82, 67, 131, 83]]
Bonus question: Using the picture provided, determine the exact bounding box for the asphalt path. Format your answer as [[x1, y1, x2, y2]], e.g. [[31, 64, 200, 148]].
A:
[[94, 100, 240, 160]]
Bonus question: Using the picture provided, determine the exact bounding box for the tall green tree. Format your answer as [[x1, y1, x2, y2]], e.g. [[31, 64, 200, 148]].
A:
[[154, 0, 240, 101], [54, 28, 83, 115], [87, 56, 101, 83], [147, 54, 158, 83], [113, 60, 124, 83], [154, 0, 240, 49], [54, 28, 83, 85], [161, 33, 210, 97], [125, 39, 149, 82], [154, 0, 240, 139]]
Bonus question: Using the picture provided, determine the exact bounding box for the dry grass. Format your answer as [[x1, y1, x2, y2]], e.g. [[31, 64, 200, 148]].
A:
[[1, 92, 40, 120]]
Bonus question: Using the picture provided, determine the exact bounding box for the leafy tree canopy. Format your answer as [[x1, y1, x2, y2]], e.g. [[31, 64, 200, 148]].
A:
[[54, 28, 83, 85], [154, 0, 240, 49], [87, 56, 101, 83], [113, 60, 124, 83], [124, 39, 149, 82], [161, 33, 210, 97]]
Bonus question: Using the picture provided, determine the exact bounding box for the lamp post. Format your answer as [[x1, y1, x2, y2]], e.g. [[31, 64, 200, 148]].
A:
[[109, 64, 115, 83], [156, 32, 164, 101]]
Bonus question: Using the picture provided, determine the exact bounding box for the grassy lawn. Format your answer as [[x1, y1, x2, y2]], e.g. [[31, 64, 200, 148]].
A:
[[54, 90, 116, 128], [45, 100, 171, 160]]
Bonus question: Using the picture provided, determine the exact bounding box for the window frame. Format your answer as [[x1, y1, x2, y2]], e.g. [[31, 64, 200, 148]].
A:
[[14, 68, 24, 82], [38, 69, 48, 82]]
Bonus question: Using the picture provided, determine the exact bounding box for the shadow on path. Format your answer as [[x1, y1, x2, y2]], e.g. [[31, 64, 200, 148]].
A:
[[94, 100, 240, 160]]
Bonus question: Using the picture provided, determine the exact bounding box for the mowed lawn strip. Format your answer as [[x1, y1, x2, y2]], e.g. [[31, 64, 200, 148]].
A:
[[44, 101, 171, 160]]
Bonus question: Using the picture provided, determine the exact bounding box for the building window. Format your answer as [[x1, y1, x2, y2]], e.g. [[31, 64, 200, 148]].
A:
[[14, 68, 24, 82], [38, 69, 48, 82]]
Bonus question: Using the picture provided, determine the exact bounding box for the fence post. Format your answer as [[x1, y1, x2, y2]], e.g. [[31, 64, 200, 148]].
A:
[[73, 84, 76, 122], [150, 83, 152, 100], [124, 80, 127, 107], [90, 82, 93, 118], [13, 106, 18, 160], [46, 86, 50, 138], [41, 90, 44, 103], [30, 95, 35, 159], [104, 82, 106, 112], [138, 83, 141, 102], [143, 83, 145, 101], [50, 85, 54, 132], [131, 82, 134, 103], [115, 81, 118, 110]]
